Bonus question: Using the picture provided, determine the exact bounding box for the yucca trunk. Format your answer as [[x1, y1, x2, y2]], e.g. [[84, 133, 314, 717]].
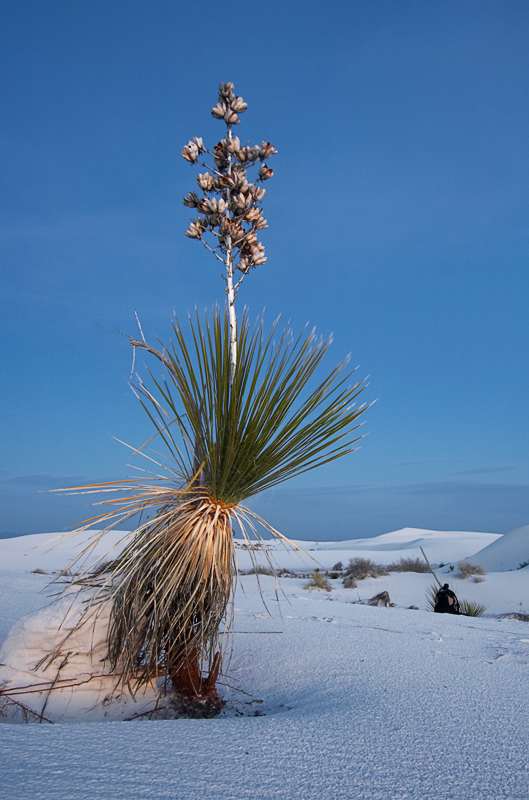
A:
[[169, 647, 222, 708], [106, 492, 237, 708]]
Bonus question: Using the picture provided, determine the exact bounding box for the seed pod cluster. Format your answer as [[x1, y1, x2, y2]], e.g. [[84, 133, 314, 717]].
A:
[[182, 82, 276, 275]]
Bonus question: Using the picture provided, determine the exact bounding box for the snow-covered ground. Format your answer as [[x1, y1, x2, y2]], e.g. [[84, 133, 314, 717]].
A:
[[0, 526, 528, 799]]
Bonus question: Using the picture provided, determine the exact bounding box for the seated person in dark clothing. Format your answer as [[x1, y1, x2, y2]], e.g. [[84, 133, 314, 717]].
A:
[[434, 584, 461, 615]]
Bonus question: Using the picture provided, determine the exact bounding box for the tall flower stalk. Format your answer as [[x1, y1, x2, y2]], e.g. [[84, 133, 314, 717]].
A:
[[181, 81, 276, 379]]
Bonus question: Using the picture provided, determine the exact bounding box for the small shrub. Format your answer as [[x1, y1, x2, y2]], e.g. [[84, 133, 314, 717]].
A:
[[345, 557, 387, 581], [238, 542, 264, 551], [501, 612, 529, 622], [517, 561, 529, 570], [343, 575, 357, 589], [304, 570, 331, 592], [387, 557, 430, 573], [457, 561, 486, 579], [332, 561, 343, 571], [460, 599, 487, 617], [329, 572, 340, 580], [31, 568, 46, 574], [242, 565, 276, 576], [473, 575, 485, 583]]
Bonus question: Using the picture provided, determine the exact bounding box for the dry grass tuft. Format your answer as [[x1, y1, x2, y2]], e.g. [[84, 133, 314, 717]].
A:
[[304, 570, 331, 592], [457, 561, 486, 579]]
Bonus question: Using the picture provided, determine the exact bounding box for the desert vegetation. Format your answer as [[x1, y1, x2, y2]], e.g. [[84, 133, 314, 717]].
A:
[[459, 599, 487, 617], [304, 571, 332, 592], [456, 561, 486, 579], [344, 557, 387, 581], [387, 557, 430, 573], [57, 83, 370, 712]]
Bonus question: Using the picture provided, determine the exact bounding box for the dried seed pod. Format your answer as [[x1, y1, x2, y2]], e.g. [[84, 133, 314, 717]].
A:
[[259, 141, 277, 159], [258, 164, 274, 180], [244, 207, 260, 222], [196, 173, 216, 192], [211, 103, 226, 119], [227, 136, 240, 153], [231, 97, 248, 113], [183, 192, 200, 208], [181, 141, 199, 162], [185, 219, 205, 239], [218, 81, 234, 98], [224, 110, 240, 125]]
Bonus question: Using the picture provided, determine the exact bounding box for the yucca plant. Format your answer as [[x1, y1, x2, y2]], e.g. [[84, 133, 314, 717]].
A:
[[459, 599, 487, 617], [58, 83, 371, 712], [64, 308, 368, 702], [425, 586, 486, 616]]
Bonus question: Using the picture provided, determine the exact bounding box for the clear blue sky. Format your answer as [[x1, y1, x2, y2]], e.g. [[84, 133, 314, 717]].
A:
[[1, 0, 528, 539]]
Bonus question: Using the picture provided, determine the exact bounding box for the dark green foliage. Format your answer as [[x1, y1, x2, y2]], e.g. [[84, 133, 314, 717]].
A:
[[139, 308, 369, 506], [459, 599, 487, 617]]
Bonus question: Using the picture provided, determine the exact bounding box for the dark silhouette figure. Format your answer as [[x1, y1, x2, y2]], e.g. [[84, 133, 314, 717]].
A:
[[434, 584, 461, 615]]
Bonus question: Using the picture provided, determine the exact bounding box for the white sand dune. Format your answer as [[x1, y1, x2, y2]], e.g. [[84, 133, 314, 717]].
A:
[[0, 527, 528, 799], [465, 524, 529, 572], [236, 526, 502, 572]]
